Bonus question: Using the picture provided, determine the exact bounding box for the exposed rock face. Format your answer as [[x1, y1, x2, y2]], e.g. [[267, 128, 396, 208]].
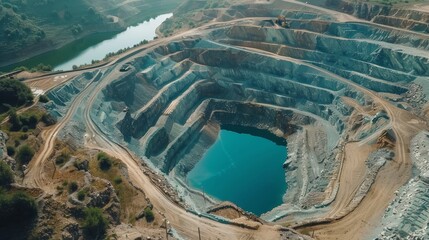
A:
[[46, 71, 98, 119], [0, 131, 7, 159], [61, 223, 80, 240], [74, 159, 89, 171], [87, 184, 121, 225], [325, 0, 429, 34], [0, 131, 16, 171], [88, 186, 115, 208]]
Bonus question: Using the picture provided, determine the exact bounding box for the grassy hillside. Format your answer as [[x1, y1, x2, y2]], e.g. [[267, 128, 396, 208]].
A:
[[160, 0, 230, 36], [0, 0, 180, 67], [0, 4, 45, 55]]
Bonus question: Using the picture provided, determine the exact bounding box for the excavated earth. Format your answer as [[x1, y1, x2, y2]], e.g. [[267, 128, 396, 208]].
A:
[[44, 0, 429, 239]]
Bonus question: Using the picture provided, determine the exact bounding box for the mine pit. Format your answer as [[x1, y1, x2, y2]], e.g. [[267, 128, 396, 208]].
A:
[[19, 0, 429, 238]]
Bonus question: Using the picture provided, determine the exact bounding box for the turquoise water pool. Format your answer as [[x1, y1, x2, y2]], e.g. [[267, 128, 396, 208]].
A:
[[187, 129, 287, 216]]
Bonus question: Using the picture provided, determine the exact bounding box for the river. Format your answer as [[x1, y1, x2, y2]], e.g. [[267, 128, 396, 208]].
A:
[[1, 13, 172, 72]]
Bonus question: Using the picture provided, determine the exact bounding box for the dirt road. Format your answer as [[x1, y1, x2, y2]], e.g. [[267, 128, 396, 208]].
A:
[[23, 70, 101, 191]]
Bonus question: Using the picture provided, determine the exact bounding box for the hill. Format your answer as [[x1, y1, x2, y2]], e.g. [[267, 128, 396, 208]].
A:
[[0, 0, 180, 67]]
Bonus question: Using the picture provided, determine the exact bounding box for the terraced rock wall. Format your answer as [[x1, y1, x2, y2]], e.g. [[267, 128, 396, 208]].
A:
[[314, 0, 429, 33], [78, 0, 429, 221]]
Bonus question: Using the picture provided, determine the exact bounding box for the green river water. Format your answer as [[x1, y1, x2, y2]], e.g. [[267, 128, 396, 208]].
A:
[[1, 13, 172, 72]]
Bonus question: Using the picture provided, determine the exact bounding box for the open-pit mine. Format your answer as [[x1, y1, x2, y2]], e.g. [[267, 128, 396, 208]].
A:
[[7, 0, 429, 239]]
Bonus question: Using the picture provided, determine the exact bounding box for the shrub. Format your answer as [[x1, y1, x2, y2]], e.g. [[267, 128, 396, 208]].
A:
[[28, 115, 38, 129], [82, 207, 108, 238], [6, 146, 15, 156], [113, 176, 122, 185], [20, 114, 38, 129], [77, 190, 86, 201], [22, 125, 29, 132], [68, 181, 78, 193], [0, 161, 14, 187], [39, 94, 49, 103], [33, 64, 52, 72], [144, 207, 154, 222], [16, 144, 34, 165], [96, 152, 108, 160], [9, 192, 37, 218], [19, 134, 28, 140], [0, 191, 37, 226], [97, 152, 112, 171], [8, 109, 22, 131], [55, 152, 70, 165], [41, 113, 56, 126]]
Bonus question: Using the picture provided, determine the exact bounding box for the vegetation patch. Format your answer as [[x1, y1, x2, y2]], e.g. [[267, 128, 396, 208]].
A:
[[97, 152, 113, 171], [89, 151, 138, 221], [144, 207, 155, 222], [38, 94, 49, 103], [0, 190, 37, 226], [68, 181, 78, 193], [82, 207, 108, 239], [0, 79, 33, 113], [77, 188, 88, 201], [55, 151, 71, 165], [16, 144, 34, 166], [0, 161, 14, 187], [159, 0, 229, 36], [6, 145, 15, 157]]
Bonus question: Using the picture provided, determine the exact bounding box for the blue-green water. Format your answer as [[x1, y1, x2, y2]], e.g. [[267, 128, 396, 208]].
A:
[[187, 130, 287, 216]]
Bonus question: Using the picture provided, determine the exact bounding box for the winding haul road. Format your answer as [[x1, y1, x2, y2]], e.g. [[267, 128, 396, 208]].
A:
[[20, 0, 429, 239]]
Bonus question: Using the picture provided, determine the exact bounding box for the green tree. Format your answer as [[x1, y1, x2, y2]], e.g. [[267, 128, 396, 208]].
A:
[[22, 125, 29, 132], [55, 151, 70, 165], [82, 207, 108, 238], [28, 115, 38, 129], [39, 94, 49, 103], [8, 191, 38, 220], [8, 109, 22, 131], [68, 181, 78, 193], [41, 113, 56, 126], [97, 152, 112, 171], [0, 79, 33, 109], [0, 191, 37, 226], [144, 207, 155, 222], [16, 144, 34, 165], [0, 161, 14, 187], [113, 176, 122, 185], [144, 207, 154, 222], [6, 146, 15, 156], [77, 190, 86, 201]]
